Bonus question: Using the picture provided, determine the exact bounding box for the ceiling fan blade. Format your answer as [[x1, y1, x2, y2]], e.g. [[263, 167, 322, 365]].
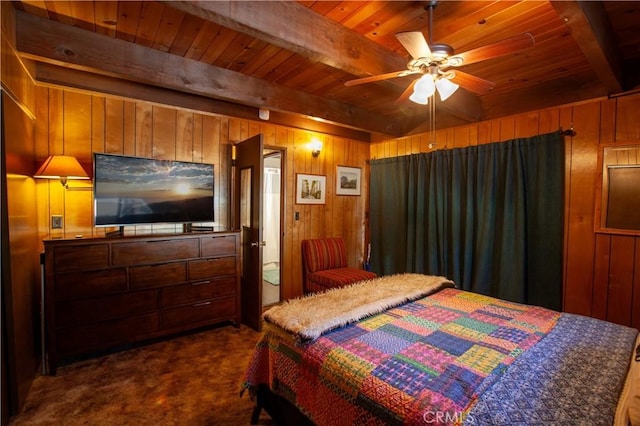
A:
[[453, 33, 535, 66], [395, 80, 418, 105], [449, 70, 496, 94], [396, 31, 431, 59], [344, 70, 418, 87]]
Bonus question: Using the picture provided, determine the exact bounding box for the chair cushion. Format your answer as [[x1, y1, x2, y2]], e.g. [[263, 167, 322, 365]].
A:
[[308, 267, 377, 291], [302, 238, 348, 273]]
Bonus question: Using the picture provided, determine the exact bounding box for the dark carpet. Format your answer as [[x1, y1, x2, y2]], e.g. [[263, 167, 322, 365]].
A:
[[9, 324, 275, 426]]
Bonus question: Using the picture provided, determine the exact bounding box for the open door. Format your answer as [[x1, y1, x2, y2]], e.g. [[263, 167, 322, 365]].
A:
[[234, 134, 264, 331]]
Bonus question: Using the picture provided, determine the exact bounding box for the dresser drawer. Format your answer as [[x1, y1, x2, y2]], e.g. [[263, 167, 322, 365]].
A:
[[189, 257, 236, 279], [161, 295, 236, 329], [53, 244, 109, 272], [112, 238, 199, 266], [200, 235, 237, 257], [54, 268, 127, 301], [129, 262, 187, 290], [56, 313, 160, 356], [56, 290, 158, 327], [161, 277, 236, 307]]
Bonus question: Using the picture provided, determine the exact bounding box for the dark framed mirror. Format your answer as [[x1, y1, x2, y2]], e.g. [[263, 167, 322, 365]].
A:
[[595, 142, 640, 235]]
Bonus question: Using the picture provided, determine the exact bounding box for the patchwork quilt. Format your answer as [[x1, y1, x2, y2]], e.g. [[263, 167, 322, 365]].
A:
[[243, 283, 638, 425]]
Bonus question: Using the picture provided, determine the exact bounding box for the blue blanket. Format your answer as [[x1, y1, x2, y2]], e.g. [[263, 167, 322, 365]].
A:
[[468, 313, 638, 425]]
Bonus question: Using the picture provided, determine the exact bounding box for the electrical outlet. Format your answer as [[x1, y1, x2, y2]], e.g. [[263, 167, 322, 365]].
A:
[[51, 215, 63, 229]]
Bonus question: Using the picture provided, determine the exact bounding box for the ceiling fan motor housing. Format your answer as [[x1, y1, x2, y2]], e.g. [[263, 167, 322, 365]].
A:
[[407, 43, 462, 74], [430, 43, 454, 59]]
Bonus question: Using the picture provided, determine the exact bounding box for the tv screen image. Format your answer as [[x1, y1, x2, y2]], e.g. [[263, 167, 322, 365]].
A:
[[94, 153, 214, 227]]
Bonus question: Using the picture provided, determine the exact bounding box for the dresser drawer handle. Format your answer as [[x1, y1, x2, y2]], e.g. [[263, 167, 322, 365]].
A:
[[147, 239, 172, 243], [193, 301, 211, 307], [191, 280, 211, 286]]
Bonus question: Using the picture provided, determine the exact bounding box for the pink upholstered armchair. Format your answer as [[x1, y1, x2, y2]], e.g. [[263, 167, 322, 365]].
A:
[[301, 237, 377, 294]]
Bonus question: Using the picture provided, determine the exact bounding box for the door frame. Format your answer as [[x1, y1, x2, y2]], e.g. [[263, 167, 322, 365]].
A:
[[263, 147, 286, 307]]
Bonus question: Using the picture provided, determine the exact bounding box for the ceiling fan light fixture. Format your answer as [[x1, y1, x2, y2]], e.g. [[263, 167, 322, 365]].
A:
[[410, 74, 436, 104], [435, 77, 459, 101], [409, 91, 429, 105]]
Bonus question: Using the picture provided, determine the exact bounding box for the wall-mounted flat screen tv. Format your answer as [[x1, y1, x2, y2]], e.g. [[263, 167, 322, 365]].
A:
[[94, 153, 214, 227]]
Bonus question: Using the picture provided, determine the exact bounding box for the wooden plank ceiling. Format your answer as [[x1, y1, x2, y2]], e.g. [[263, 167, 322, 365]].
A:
[[12, 1, 640, 140]]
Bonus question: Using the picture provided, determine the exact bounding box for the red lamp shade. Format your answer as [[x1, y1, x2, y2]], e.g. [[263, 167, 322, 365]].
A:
[[34, 155, 89, 188]]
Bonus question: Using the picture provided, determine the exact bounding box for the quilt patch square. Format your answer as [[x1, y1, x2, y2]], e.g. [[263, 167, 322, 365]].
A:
[[489, 326, 530, 344], [398, 342, 453, 375], [359, 312, 396, 331], [396, 300, 427, 313], [378, 323, 424, 344], [468, 310, 509, 327], [422, 330, 474, 357], [476, 335, 517, 354], [454, 316, 500, 335], [423, 364, 484, 405], [403, 315, 442, 332], [341, 338, 390, 366], [371, 356, 434, 397], [456, 344, 506, 376], [320, 347, 374, 397], [441, 322, 488, 342], [325, 323, 368, 344], [359, 329, 414, 355], [414, 305, 463, 324], [392, 318, 435, 338], [482, 304, 526, 320]]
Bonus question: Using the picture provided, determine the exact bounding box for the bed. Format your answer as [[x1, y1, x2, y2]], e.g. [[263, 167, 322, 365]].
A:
[[242, 274, 640, 425]]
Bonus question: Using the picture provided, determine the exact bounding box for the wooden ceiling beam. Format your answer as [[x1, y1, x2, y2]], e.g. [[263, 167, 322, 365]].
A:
[[15, 10, 402, 137], [33, 62, 371, 142], [549, 0, 624, 94], [162, 1, 483, 125], [162, 0, 408, 80]]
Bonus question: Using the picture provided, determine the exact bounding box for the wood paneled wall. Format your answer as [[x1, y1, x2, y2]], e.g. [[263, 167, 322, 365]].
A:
[[33, 87, 371, 300], [34, 84, 640, 326], [1, 2, 40, 418], [371, 92, 640, 329]]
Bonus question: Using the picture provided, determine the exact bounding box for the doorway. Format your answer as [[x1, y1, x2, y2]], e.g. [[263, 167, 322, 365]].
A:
[[234, 135, 284, 331], [262, 151, 281, 307]]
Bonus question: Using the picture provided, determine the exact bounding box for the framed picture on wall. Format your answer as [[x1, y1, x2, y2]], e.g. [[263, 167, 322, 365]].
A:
[[336, 166, 361, 196], [296, 173, 326, 204]]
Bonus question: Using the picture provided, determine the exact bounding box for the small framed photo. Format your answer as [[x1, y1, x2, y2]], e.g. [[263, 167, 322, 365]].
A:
[[296, 173, 326, 204], [336, 166, 361, 196]]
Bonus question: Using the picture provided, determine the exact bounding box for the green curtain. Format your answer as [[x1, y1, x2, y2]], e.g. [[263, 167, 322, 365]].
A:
[[369, 132, 564, 310]]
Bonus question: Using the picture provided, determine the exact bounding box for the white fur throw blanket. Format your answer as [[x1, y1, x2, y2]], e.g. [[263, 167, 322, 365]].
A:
[[263, 273, 455, 341]]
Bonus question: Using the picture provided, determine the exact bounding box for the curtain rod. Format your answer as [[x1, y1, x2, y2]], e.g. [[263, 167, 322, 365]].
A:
[[559, 125, 576, 136]]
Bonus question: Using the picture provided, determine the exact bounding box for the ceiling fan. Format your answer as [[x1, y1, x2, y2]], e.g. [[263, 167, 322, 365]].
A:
[[345, 1, 535, 105]]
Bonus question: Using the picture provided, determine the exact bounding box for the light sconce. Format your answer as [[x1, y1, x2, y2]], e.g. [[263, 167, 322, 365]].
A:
[[311, 140, 322, 158], [34, 155, 90, 189]]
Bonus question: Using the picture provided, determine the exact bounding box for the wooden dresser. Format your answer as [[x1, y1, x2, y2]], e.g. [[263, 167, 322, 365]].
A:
[[43, 231, 240, 374]]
